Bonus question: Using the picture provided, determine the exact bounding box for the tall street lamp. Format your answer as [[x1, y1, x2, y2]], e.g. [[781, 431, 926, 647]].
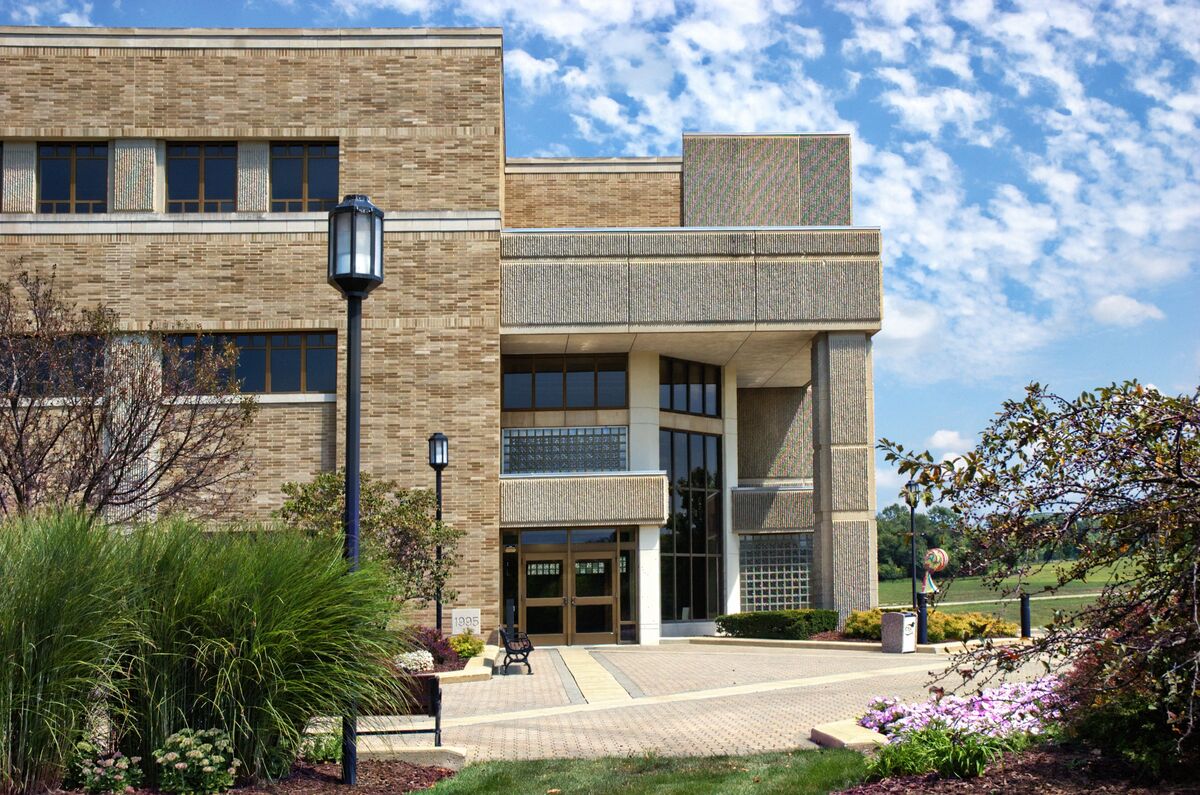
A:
[[428, 432, 449, 634], [905, 480, 919, 611], [327, 194, 384, 787]]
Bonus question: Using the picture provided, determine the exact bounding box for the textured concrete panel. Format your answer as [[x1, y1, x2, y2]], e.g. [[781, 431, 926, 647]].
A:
[[502, 261, 629, 327], [628, 260, 755, 325], [628, 231, 752, 257], [733, 136, 799, 225], [732, 488, 814, 531], [830, 447, 871, 512], [500, 473, 669, 527], [755, 229, 880, 256], [828, 334, 872, 446], [111, 139, 155, 211], [1, 141, 36, 213], [797, 136, 852, 226], [237, 141, 270, 212], [502, 232, 629, 259], [756, 260, 882, 323], [681, 135, 735, 227], [737, 387, 813, 480], [829, 520, 877, 616]]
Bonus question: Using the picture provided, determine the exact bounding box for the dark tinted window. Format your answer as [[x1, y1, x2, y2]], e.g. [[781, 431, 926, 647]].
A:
[[167, 143, 236, 213], [502, 358, 533, 409], [305, 333, 337, 393], [596, 355, 626, 408], [660, 356, 721, 417], [533, 357, 564, 409], [660, 428, 722, 622], [503, 354, 627, 411], [565, 356, 595, 408], [270, 142, 339, 212], [38, 143, 107, 213], [166, 331, 336, 394], [270, 334, 302, 392]]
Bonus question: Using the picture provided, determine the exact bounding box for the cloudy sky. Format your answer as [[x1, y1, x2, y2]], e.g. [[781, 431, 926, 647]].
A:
[[7, 0, 1198, 509]]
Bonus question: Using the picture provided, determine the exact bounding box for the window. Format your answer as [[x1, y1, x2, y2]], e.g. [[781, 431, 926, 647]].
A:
[[0, 335, 104, 397], [166, 143, 236, 213], [270, 142, 339, 212], [659, 429, 722, 621], [165, 332, 336, 394], [660, 356, 720, 417], [38, 143, 108, 213], [502, 354, 627, 411]]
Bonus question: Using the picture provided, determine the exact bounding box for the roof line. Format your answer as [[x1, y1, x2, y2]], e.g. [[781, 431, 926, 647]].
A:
[[0, 26, 503, 49]]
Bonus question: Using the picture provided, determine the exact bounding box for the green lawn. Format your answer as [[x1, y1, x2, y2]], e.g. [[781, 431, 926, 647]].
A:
[[936, 594, 1096, 628], [878, 560, 1124, 606], [428, 749, 868, 795]]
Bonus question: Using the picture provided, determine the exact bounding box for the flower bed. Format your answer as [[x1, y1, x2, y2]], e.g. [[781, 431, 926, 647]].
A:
[[860, 677, 1063, 740]]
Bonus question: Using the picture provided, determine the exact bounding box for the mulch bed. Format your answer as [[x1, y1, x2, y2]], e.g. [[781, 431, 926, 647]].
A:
[[839, 746, 1200, 794], [234, 761, 454, 795]]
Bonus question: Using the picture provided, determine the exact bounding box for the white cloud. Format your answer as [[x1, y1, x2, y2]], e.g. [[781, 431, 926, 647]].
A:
[[926, 429, 972, 454], [1090, 295, 1166, 327], [506, 49, 559, 93], [9, 0, 93, 24]]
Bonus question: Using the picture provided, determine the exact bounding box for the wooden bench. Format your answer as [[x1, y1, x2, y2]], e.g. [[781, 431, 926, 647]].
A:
[[498, 628, 534, 674], [359, 672, 442, 746]]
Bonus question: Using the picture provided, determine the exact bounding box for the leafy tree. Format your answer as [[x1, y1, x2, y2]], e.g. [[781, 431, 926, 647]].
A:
[[0, 267, 256, 520], [276, 470, 463, 605], [875, 503, 966, 581], [881, 381, 1199, 771]]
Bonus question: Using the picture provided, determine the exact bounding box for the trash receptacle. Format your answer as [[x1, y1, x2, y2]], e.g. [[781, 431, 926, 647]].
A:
[[881, 611, 917, 653]]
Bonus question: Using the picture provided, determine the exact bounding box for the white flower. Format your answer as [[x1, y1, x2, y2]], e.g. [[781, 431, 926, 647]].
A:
[[395, 649, 435, 672]]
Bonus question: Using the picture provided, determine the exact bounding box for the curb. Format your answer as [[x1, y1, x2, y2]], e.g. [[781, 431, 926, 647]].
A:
[[437, 644, 499, 685], [664, 636, 1032, 654], [809, 719, 887, 751], [356, 738, 468, 770]]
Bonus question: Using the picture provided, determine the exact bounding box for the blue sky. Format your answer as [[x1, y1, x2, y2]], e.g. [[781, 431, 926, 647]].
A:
[[8, 0, 1199, 509]]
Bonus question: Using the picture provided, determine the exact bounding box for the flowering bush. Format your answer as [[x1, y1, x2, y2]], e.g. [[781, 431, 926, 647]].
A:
[[78, 747, 143, 794], [844, 608, 1019, 643], [448, 628, 484, 659], [395, 649, 435, 672], [153, 729, 240, 795], [860, 676, 1063, 741], [411, 626, 461, 668]]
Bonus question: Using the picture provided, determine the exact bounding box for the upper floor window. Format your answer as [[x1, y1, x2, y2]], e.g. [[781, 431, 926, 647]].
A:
[[660, 357, 720, 417], [165, 332, 336, 394], [38, 143, 107, 213], [502, 354, 627, 411], [166, 143, 236, 213], [270, 142, 338, 212]]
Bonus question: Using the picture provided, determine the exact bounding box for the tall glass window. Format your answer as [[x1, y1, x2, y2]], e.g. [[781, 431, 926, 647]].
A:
[[270, 142, 339, 212], [660, 356, 720, 417], [38, 143, 108, 213], [659, 428, 722, 621], [166, 143, 236, 213]]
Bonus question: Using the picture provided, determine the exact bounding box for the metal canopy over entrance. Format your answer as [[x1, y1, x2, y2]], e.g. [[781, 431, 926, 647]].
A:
[[502, 527, 638, 646]]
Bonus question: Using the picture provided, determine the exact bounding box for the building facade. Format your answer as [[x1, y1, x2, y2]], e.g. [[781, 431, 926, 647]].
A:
[[0, 26, 881, 644]]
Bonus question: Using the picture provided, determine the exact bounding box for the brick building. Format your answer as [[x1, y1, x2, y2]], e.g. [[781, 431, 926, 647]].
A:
[[0, 26, 881, 644]]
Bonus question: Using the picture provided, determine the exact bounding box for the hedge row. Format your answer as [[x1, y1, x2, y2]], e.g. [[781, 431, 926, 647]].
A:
[[843, 608, 1020, 643], [714, 609, 839, 639]]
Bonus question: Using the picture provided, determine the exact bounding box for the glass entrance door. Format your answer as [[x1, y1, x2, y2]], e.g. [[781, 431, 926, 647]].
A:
[[521, 553, 567, 646], [572, 553, 618, 645]]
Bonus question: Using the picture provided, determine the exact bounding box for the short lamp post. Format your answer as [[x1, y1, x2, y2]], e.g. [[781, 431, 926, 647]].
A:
[[428, 432, 449, 634], [327, 194, 384, 787], [904, 480, 919, 611]]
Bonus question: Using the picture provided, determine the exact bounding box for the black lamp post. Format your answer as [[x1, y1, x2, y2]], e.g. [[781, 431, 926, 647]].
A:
[[904, 479, 919, 611], [428, 432, 449, 634], [328, 194, 384, 787]]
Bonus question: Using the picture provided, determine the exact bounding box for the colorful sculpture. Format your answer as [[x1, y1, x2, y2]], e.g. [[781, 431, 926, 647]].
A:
[[923, 547, 949, 594]]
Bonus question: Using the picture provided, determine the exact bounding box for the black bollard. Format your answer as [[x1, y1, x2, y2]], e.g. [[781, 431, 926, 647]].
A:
[[1020, 592, 1032, 638], [917, 592, 929, 645]]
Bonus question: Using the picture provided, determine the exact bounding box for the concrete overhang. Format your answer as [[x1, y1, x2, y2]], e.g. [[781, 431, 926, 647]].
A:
[[500, 471, 669, 528]]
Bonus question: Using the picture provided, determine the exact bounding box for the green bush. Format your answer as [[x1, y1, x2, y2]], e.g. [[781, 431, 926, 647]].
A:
[[867, 725, 1021, 780], [0, 510, 132, 794], [80, 749, 143, 794], [154, 729, 237, 795], [714, 609, 839, 640], [298, 733, 341, 764], [448, 628, 485, 659], [117, 519, 411, 780], [843, 608, 1019, 643]]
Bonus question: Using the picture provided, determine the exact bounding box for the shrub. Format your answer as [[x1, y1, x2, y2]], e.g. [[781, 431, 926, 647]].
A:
[[411, 626, 460, 667], [154, 729, 238, 795], [714, 609, 839, 640], [117, 519, 411, 781], [843, 608, 1019, 643], [395, 650, 435, 672], [859, 677, 1062, 739], [0, 510, 131, 794], [78, 748, 143, 795], [448, 628, 485, 659], [298, 733, 341, 764], [867, 725, 1018, 780]]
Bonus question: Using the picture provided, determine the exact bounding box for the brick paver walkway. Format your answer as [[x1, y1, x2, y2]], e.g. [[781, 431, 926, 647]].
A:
[[379, 644, 1034, 761]]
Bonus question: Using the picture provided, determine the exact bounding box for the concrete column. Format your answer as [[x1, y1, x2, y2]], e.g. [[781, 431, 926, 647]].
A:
[[637, 524, 661, 645], [722, 364, 741, 614], [1, 141, 36, 213], [811, 332, 878, 620], [110, 139, 157, 212], [237, 141, 270, 212], [627, 351, 660, 470]]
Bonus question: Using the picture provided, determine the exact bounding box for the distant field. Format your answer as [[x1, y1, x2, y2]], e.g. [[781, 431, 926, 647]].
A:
[[936, 595, 1097, 628], [878, 560, 1125, 607]]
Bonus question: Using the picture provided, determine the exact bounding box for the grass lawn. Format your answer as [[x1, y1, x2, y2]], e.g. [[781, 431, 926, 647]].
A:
[[428, 749, 868, 795], [937, 594, 1097, 628], [878, 560, 1125, 606]]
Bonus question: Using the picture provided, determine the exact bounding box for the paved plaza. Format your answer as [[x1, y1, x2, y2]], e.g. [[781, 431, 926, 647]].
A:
[[376, 643, 1006, 761]]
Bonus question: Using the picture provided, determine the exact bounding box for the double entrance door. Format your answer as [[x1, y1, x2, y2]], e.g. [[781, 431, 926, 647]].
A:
[[521, 549, 618, 646]]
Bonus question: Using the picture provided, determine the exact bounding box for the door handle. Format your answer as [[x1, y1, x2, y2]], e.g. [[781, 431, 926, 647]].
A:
[[570, 596, 576, 606], [562, 596, 568, 606]]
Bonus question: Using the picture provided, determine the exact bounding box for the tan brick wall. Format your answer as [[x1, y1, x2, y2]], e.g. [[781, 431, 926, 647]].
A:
[[1, 225, 502, 631], [0, 45, 503, 212], [504, 171, 680, 228]]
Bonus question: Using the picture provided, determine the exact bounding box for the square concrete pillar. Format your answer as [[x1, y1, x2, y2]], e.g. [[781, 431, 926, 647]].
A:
[[811, 332, 878, 620], [637, 524, 661, 645], [628, 351, 661, 471], [237, 141, 270, 212], [722, 364, 741, 615], [1, 141, 36, 213]]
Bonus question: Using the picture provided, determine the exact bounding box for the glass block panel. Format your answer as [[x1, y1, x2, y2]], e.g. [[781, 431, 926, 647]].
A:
[[501, 426, 628, 474], [738, 533, 814, 612]]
